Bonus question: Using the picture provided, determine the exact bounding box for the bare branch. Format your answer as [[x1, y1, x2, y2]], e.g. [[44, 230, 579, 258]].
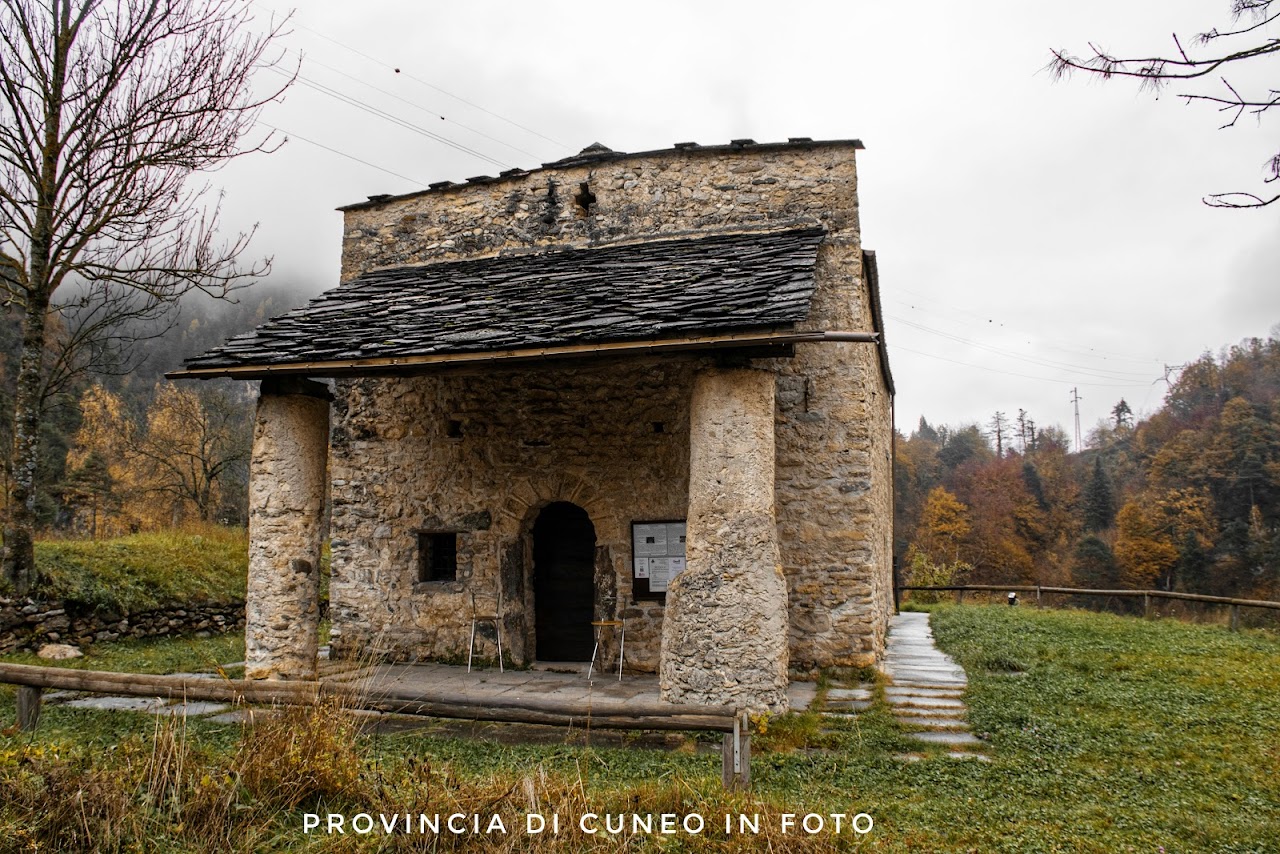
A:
[[1050, 0, 1280, 209]]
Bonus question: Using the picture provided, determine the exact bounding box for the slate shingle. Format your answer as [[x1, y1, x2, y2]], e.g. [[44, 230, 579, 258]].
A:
[[182, 228, 826, 371]]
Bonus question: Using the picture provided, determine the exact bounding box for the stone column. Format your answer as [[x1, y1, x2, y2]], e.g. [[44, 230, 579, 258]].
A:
[[660, 367, 789, 712], [245, 378, 331, 681]]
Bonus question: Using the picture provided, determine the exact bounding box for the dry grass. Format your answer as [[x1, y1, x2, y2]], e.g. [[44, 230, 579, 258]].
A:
[[0, 693, 865, 853]]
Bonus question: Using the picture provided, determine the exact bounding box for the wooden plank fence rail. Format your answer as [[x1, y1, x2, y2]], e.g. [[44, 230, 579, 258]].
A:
[[0, 662, 752, 789], [895, 584, 1280, 611]]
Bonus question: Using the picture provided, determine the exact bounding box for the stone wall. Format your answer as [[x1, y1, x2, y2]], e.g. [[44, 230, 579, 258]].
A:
[[328, 357, 697, 668], [330, 141, 893, 674], [0, 596, 245, 654]]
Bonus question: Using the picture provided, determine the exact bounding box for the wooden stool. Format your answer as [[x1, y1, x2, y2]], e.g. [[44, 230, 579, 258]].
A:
[[588, 619, 624, 680]]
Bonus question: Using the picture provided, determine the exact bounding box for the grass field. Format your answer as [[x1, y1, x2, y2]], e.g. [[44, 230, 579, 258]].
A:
[[1, 605, 1277, 852], [18, 527, 249, 613]]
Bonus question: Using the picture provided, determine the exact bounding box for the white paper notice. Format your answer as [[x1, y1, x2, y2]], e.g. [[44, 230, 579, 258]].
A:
[[649, 557, 671, 592], [634, 556, 649, 579], [667, 522, 687, 554], [668, 556, 686, 580], [634, 524, 668, 557]]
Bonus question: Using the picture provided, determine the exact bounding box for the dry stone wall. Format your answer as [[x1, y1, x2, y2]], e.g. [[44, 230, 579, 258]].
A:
[[331, 141, 892, 674], [0, 596, 244, 654]]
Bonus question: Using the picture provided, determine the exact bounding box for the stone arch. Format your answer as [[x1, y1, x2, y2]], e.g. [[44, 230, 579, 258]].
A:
[[497, 473, 623, 663]]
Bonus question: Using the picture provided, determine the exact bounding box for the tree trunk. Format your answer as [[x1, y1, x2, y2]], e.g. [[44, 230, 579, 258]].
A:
[[3, 293, 51, 595]]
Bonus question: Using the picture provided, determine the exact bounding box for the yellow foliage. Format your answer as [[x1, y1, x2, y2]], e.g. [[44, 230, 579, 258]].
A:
[[915, 486, 971, 563]]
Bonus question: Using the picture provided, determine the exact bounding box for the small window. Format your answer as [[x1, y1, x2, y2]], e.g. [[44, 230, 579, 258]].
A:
[[417, 532, 458, 582]]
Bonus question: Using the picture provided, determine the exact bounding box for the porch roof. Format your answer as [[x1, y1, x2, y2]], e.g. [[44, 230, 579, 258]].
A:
[[169, 228, 831, 379]]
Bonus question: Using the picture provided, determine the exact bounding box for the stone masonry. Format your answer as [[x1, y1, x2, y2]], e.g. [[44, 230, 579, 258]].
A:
[[662, 368, 790, 711], [325, 142, 894, 688], [188, 140, 894, 710], [244, 381, 330, 680]]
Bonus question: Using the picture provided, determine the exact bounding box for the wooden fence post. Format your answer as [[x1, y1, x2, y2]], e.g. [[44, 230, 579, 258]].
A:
[[1143, 594, 1151, 619], [1036, 586, 1042, 608], [16, 686, 43, 732], [1230, 605, 1241, 632], [954, 590, 964, 605], [721, 711, 751, 791]]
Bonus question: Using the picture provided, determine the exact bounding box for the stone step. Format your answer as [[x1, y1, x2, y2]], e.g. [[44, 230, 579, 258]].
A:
[[826, 687, 873, 701], [910, 730, 983, 746], [896, 714, 969, 729], [823, 699, 873, 712], [890, 696, 966, 709], [892, 704, 966, 718], [884, 686, 964, 699]]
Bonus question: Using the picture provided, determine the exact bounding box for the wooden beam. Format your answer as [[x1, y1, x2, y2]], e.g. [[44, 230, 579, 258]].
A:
[[165, 330, 880, 380], [16, 686, 42, 732], [0, 663, 737, 732]]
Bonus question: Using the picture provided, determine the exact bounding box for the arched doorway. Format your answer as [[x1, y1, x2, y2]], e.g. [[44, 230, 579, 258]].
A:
[[532, 502, 596, 661]]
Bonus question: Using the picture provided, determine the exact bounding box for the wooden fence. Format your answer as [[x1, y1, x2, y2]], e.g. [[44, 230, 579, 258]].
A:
[[896, 583, 1280, 629], [0, 663, 752, 789]]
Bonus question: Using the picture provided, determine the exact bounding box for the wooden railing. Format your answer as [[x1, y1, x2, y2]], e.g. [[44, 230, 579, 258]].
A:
[[896, 583, 1280, 629], [0, 663, 753, 789]]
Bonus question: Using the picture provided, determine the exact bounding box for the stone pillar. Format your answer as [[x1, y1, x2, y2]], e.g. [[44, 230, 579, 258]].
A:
[[245, 378, 331, 681], [661, 367, 789, 712]]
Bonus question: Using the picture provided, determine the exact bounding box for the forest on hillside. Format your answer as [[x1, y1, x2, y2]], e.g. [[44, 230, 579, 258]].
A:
[[0, 282, 314, 537], [895, 333, 1280, 602]]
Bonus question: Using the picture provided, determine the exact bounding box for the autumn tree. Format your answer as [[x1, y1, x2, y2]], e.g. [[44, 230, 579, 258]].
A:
[[1051, 1, 1280, 207], [1114, 489, 1216, 590], [62, 383, 130, 534], [0, 0, 292, 593], [130, 383, 250, 525], [914, 486, 971, 564]]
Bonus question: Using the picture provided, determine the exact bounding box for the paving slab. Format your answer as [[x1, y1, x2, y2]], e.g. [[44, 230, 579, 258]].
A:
[[152, 701, 232, 717], [827, 687, 873, 701], [885, 686, 964, 699], [824, 699, 873, 713], [911, 730, 983, 746], [892, 696, 966, 710], [787, 681, 819, 710], [63, 696, 170, 713], [895, 715, 970, 729]]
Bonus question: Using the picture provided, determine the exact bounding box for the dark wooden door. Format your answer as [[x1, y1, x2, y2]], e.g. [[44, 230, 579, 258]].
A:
[[533, 502, 596, 661]]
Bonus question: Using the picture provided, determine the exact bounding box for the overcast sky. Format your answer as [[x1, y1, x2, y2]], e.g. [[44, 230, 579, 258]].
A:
[[210, 0, 1278, 445]]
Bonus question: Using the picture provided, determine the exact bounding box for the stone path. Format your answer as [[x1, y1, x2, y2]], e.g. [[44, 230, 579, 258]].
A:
[[882, 611, 985, 757]]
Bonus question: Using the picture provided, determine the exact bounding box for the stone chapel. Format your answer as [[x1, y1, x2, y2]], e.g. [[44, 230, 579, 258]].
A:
[[172, 138, 895, 713]]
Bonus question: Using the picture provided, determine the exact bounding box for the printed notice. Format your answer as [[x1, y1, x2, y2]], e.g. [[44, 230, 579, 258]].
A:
[[649, 558, 671, 592], [634, 557, 649, 579], [634, 524, 668, 557], [667, 522, 686, 552]]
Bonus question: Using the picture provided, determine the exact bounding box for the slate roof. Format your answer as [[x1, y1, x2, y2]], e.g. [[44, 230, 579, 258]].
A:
[[178, 228, 827, 376]]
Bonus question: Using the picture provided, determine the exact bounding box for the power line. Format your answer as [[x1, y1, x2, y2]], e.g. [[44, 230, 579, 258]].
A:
[[887, 314, 1158, 382], [886, 289, 1168, 365], [296, 50, 543, 162], [888, 343, 1157, 388], [253, 1, 566, 152], [257, 122, 427, 185], [267, 66, 512, 170]]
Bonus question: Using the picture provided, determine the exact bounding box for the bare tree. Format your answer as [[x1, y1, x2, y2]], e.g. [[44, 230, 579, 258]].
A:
[[130, 383, 250, 525], [0, 0, 293, 594], [1050, 1, 1280, 208]]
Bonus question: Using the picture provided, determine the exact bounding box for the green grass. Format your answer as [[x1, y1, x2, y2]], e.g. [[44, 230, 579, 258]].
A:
[[25, 527, 247, 613], [1, 606, 1277, 851]]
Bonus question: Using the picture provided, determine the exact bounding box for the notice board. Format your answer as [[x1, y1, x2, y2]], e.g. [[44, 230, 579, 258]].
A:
[[631, 520, 686, 601]]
